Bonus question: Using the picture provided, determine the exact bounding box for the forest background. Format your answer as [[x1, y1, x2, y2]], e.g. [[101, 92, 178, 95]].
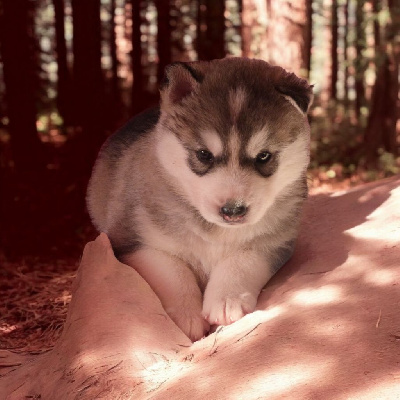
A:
[[0, 0, 399, 260]]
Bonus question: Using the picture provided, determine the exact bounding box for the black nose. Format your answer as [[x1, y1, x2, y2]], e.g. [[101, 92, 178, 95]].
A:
[[220, 204, 247, 218]]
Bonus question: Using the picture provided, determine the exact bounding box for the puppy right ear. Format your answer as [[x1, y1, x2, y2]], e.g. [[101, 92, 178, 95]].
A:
[[275, 72, 314, 114], [160, 62, 206, 108]]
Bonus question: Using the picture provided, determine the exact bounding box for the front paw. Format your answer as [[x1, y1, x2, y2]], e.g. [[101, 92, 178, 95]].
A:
[[166, 308, 210, 342], [202, 291, 258, 326]]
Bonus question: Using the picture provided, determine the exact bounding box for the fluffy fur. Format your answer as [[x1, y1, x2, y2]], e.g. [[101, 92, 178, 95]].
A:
[[87, 58, 313, 341]]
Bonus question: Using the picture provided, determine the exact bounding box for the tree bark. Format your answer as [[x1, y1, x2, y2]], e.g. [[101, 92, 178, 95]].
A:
[[240, 0, 252, 57], [0, 0, 45, 171], [266, 0, 311, 77], [330, 0, 338, 100], [197, 0, 225, 60], [364, 0, 400, 162], [131, 0, 145, 114], [372, 0, 381, 49], [303, 0, 313, 79], [110, 0, 121, 109], [343, 0, 349, 105], [355, 0, 366, 120], [53, 0, 73, 127], [71, 0, 105, 167], [155, 0, 172, 84], [240, 0, 268, 59]]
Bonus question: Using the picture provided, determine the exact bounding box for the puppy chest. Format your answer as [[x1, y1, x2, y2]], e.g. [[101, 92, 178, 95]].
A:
[[141, 225, 224, 275]]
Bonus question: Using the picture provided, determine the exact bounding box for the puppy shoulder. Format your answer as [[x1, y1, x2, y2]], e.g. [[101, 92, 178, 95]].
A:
[[102, 107, 161, 159]]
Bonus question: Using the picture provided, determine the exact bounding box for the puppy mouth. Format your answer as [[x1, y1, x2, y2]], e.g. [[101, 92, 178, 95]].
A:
[[221, 214, 246, 224]]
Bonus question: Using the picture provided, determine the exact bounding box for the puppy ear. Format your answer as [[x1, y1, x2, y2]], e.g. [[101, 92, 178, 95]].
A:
[[160, 62, 206, 107], [275, 73, 314, 114]]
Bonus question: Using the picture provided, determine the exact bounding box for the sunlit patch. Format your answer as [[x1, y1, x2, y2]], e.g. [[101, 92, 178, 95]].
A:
[[346, 380, 400, 399], [290, 285, 342, 306], [330, 190, 347, 198], [141, 358, 191, 392], [363, 269, 398, 286], [358, 192, 375, 204], [0, 324, 18, 334], [346, 227, 400, 242], [255, 306, 286, 322], [358, 186, 390, 204], [232, 362, 331, 397]]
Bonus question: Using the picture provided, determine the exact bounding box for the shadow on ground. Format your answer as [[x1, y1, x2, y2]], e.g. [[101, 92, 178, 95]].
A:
[[1, 176, 399, 399]]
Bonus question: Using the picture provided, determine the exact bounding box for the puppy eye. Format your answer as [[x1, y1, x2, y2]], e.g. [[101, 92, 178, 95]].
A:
[[255, 151, 272, 164], [196, 149, 214, 164]]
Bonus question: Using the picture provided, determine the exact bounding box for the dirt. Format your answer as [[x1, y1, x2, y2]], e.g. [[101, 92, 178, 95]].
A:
[[1, 175, 400, 399]]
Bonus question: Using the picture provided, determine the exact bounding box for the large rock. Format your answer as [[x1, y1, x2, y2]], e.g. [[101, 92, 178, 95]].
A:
[[1, 175, 399, 399]]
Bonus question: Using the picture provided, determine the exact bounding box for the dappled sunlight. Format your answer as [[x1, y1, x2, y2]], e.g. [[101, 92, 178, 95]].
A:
[[0, 324, 18, 334], [140, 358, 198, 393], [347, 226, 400, 242], [358, 190, 384, 204], [0, 0, 399, 395], [363, 268, 398, 287], [2, 177, 400, 398], [289, 285, 343, 306], [329, 189, 349, 198], [231, 362, 334, 398], [356, 186, 400, 219], [254, 305, 286, 322], [343, 380, 400, 400], [327, 252, 379, 280]]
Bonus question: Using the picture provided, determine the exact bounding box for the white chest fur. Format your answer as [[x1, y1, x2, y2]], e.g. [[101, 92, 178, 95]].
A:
[[134, 205, 254, 283]]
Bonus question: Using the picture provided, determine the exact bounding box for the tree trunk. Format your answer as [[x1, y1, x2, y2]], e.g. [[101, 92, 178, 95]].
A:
[[266, 0, 311, 77], [197, 0, 225, 60], [71, 0, 105, 167], [330, 0, 338, 100], [343, 0, 349, 106], [303, 0, 313, 79], [372, 0, 381, 49], [240, 0, 252, 57], [110, 0, 121, 110], [131, 0, 145, 114], [53, 0, 73, 127], [240, 0, 268, 59], [155, 0, 172, 83], [355, 0, 366, 120], [0, 0, 45, 171], [364, 0, 400, 162]]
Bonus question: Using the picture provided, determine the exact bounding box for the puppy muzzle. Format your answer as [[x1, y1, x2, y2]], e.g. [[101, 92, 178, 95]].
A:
[[220, 202, 248, 223]]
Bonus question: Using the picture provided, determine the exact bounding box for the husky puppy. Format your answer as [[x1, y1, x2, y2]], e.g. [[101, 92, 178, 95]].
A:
[[87, 58, 313, 341]]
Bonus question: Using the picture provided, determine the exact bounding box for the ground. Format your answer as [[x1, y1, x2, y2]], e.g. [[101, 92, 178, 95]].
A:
[[1, 175, 399, 399]]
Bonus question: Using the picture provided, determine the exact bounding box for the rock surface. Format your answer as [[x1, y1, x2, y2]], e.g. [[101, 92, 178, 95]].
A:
[[1, 175, 399, 399]]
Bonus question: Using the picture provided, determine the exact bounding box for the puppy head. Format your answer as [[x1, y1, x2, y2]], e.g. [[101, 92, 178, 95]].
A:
[[156, 58, 313, 227]]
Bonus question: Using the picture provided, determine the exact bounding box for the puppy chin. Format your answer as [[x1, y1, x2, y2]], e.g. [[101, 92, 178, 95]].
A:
[[216, 219, 248, 228]]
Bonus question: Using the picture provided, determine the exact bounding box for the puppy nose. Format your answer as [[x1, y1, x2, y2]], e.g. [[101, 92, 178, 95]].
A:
[[220, 204, 247, 218]]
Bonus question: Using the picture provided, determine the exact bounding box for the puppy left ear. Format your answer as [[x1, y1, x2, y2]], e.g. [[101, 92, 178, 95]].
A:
[[275, 73, 314, 114], [160, 62, 207, 108]]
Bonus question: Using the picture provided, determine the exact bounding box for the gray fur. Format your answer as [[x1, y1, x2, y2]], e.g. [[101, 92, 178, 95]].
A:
[[87, 58, 313, 340]]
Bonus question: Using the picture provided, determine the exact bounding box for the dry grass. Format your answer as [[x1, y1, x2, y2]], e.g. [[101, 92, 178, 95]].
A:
[[0, 255, 77, 353]]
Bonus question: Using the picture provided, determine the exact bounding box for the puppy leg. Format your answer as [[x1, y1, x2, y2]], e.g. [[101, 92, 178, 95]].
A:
[[202, 252, 272, 326], [122, 249, 209, 341]]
